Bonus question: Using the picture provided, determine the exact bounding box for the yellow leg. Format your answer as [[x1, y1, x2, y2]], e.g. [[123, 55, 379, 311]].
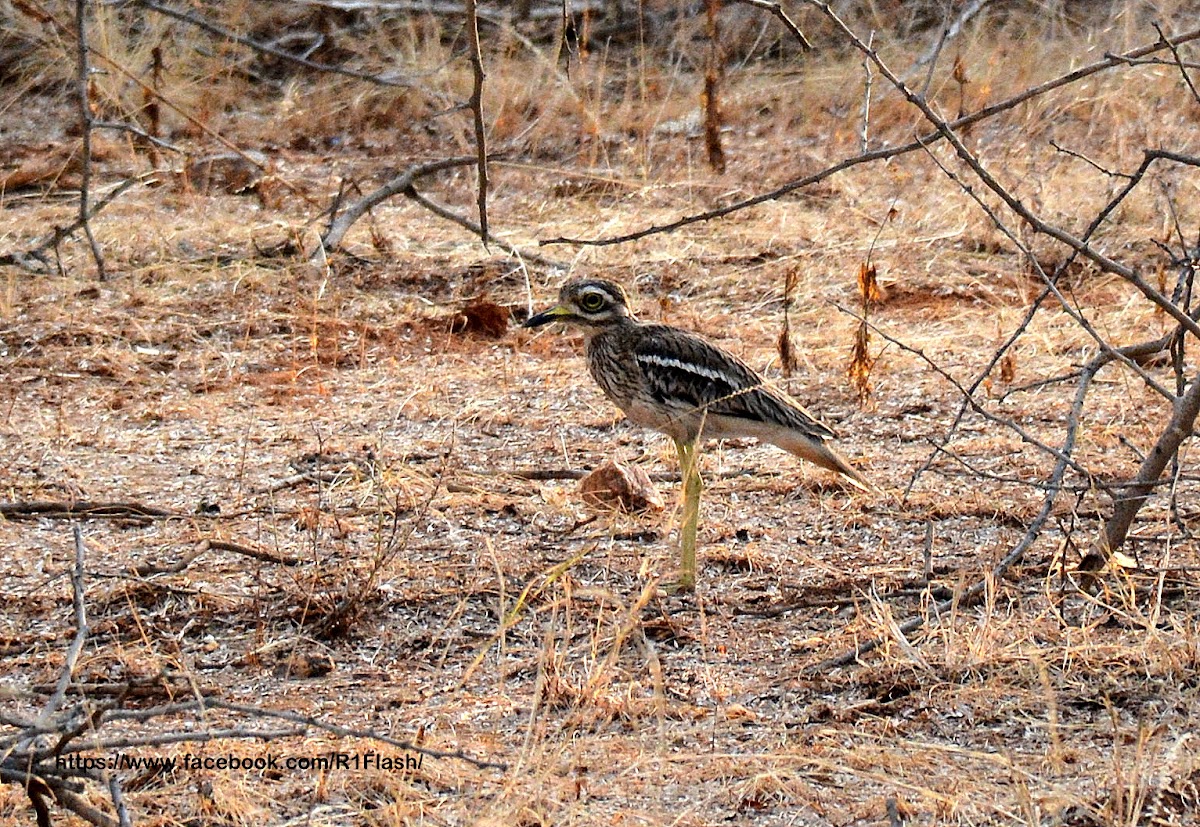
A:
[[673, 438, 702, 592]]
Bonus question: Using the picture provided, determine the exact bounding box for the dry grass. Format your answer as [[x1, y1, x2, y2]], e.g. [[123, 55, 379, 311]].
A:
[[3, 2, 1200, 825]]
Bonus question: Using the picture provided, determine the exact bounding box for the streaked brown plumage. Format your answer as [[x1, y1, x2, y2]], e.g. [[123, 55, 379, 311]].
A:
[[524, 278, 871, 491]]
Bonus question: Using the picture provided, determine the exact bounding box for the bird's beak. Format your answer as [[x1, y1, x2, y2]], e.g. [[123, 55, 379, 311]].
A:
[[523, 304, 575, 328]]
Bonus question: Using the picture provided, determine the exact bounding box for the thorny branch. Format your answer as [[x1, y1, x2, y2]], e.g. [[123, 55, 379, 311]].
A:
[[812, 0, 1200, 567], [906, 144, 1198, 499], [914, 139, 1177, 403], [836, 304, 1099, 484], [814, 2, 1200, 340]]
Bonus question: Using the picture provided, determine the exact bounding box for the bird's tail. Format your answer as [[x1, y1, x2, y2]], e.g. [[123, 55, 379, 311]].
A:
[[772, 432, 877, 493]]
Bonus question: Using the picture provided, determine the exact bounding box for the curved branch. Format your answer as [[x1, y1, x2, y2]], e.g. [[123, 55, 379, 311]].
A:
[[319, 156, 478, 252]]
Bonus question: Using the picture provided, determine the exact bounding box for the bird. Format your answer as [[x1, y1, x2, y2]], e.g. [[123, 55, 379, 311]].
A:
[[524, 277, 872, 590]]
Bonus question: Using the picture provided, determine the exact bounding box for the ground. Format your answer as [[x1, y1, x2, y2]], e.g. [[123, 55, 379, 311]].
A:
[[2, 4, 1200, 825]]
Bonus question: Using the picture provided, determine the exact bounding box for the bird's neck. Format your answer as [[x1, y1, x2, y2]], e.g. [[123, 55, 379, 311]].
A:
[[582, 316, 636, 345]]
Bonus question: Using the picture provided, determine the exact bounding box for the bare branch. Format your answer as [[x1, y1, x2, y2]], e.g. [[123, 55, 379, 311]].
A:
[[107, 776, 131, 827], [540, 24, 1200, 247], [914, 137, 1178, 402], [135, 538, 302, 576], [908, 0, 991, 87], [93, 120, 180, 152], [134, 0, 422, 89], [1, 178, 138, 273], [1048, 139, 1133, 179], [0, 500, 175, 521], [465, 0, 490, 243], [37, 526, 89, 725], [1153, 22, 1200, 106], [1083, 368, 1200, 571], [319, 156, 479, 252], [74, 0, 106, 279], [859, 31, 874, 152], [836, 302, 1098, 482], [728, 0, 813, 50], [815, 336, 1112, 671], [808, 1, 1200, 341], [404, 184, 564, 267]]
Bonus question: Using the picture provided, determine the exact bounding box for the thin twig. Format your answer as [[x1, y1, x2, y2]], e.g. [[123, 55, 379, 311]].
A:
[[1153, 22, 1200, 106], [859, 31, 874, 153], [464, 0, 490, 244], [74, 0, 105, 279], [808, 4, 1200, 666], [908, 0, 991, 86], [0, 500, 176, 520], [53, 726, 308, 755], [833, 303, 1098, 483], [38, 526, 89, 725], [93, 120, 180, 152], [312, 434, 453, 636], [135, 0, 422, 89], [907, 148, 1195, 496], [1048, 139, 1133, 179], [405, 184, 564, 267], [728, 0, 813, 50], [8, 178, 138, 272], [135, 538, 301, 576]]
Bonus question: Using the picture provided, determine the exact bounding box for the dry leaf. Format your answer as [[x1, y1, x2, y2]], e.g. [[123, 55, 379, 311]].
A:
[[999, 352, 1016, 384], [847, 321, 874, 405], [952, 54, 970, 85], [857, 262, 887, 304]]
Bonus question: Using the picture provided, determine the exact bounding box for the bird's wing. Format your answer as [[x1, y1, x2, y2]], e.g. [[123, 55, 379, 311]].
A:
[[632, 326, 837, 440]]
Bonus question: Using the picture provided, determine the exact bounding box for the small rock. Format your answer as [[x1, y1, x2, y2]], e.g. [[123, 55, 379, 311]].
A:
[[578, 459, 664, 513]]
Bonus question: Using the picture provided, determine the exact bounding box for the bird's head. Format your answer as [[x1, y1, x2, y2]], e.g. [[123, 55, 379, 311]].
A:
[[524, 278, 636, 329]]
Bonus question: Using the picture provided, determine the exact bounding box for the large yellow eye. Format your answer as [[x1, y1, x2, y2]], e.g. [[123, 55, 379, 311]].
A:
[[579, 292, 605, 312]]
